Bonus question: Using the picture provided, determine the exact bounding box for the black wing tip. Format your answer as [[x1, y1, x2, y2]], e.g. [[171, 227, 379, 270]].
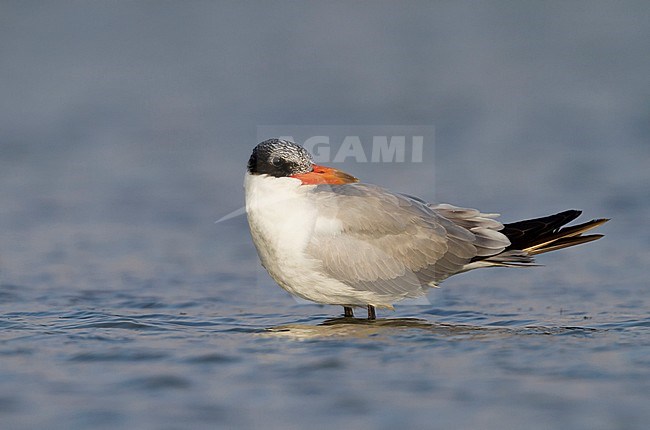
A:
[[559, 209, 582, 222], [562, 211, 613, 229], [502, 209, 608, 254], [563, 213, 611, 225]]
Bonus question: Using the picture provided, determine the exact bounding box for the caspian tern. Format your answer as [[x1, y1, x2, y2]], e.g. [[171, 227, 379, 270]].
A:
[[245, 139, 608, 319]]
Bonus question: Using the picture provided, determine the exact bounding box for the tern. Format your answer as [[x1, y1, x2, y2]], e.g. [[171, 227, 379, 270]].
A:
[[245, 139, 608, 319]]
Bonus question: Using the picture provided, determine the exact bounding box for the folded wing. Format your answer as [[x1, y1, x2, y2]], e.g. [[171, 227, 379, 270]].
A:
[[305, 184, 502, 299]]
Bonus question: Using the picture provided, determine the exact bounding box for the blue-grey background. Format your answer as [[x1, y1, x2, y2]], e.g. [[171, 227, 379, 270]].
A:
[[1, 1, 648, 429]]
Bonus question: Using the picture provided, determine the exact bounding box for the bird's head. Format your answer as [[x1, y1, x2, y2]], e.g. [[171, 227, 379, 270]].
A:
[[248, 139, 358, 184]]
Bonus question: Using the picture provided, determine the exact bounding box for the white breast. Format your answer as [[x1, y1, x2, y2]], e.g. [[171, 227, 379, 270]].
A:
[[244, 173, 375, 305], [244, 173, 318, 267]]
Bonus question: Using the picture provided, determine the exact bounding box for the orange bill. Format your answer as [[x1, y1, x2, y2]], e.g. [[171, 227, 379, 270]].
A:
[[291, 164, 359, 185]]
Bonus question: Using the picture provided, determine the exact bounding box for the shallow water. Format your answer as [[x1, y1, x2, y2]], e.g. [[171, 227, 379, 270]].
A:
[[2, 260, 649, 429], [2, 2, 650, 429]]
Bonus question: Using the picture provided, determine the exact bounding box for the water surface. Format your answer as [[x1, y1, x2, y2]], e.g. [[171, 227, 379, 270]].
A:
[[1, 1, 649, 429]]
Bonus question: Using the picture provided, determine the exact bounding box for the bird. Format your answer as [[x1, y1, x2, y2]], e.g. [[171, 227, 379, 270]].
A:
[[244, 138, 608, 320]]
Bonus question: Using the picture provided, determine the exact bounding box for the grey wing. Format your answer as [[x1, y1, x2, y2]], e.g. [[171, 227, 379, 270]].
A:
[[427, 203, 511, 258], [305, 184, 485, 299]]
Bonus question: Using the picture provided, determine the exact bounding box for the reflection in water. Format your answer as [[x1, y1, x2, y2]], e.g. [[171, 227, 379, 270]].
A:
[[264, 317, 598, 340], [266, 317, 465, 339]]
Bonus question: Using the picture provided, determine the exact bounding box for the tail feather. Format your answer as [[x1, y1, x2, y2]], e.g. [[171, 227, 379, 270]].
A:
[[501, 209, 581, 251], [469, 210, 608, 268], [503, 211, 609, 255], [525, 233, 604, 255]]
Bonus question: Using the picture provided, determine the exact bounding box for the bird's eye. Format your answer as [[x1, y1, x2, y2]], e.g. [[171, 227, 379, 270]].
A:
[[271, 157, 282, 167]]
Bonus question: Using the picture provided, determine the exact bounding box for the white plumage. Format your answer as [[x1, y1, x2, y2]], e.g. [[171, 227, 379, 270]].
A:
[[244, 139, 607, 319]]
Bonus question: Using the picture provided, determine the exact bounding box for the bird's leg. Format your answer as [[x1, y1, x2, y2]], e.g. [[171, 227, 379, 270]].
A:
[[343, 306, 354, 318], [367, 305, 376, 320]]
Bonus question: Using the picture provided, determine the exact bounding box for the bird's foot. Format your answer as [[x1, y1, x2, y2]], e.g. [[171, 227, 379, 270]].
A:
[[367, 305, 376, 320], [343, 306, 354, 318]]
